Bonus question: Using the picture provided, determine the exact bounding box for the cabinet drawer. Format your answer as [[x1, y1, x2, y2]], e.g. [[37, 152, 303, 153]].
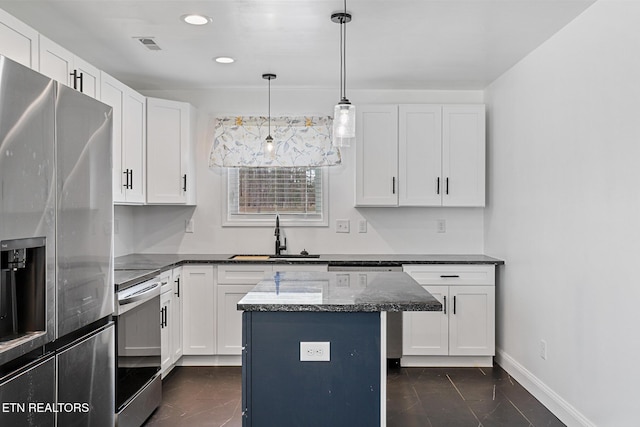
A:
[[272, 264, 327, 273], [217, 264, 273, 284], [402, 264, 495, 286], [159, 270, 173, 293]]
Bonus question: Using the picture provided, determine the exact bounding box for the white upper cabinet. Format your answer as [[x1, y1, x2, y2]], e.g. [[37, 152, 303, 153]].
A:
[[442, 105, 486, 206], [0, 9, 100, 97], [399, 104, 443, 206], [356, 104, 486, 207], [39, 35, 100, 99], [355, 105, 399, 206], [101, 72, 146, 204], [0, 8, 39, 69], [146, 97, 197, 205]]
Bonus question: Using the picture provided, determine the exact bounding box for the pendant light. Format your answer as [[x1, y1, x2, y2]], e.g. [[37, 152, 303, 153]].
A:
[[263, 73, 276, 160], [331, 0, 355, 147]]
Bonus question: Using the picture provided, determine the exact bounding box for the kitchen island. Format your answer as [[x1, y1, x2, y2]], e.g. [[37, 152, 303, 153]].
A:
[[237, 271, 441, 427]]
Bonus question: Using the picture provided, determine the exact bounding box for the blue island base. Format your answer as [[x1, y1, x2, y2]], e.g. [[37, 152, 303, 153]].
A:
[[242, 311, 382, 427]]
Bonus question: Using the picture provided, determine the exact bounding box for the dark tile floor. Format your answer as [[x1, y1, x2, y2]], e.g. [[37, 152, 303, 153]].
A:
[[145, 365, 564, 427]]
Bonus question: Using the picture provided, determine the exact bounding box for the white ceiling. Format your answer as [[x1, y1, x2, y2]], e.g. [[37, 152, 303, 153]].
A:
[[0, 0, 595, 91]]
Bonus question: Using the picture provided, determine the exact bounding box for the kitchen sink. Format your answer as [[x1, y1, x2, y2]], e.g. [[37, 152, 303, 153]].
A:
[[229, 254, 320, 260]]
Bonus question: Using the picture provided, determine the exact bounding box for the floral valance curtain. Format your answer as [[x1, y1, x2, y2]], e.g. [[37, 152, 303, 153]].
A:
[[209, 116, 342, 168]]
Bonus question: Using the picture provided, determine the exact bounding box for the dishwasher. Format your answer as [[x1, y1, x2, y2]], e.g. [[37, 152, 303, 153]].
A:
[[327, 265, 403, 365]]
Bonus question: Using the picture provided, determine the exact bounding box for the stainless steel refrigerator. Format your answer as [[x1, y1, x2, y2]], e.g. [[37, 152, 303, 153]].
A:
[[0, 55, 115, 426]]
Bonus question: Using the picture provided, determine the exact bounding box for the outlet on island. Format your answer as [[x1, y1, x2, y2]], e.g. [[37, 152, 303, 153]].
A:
[[300, 341, 331, 362]]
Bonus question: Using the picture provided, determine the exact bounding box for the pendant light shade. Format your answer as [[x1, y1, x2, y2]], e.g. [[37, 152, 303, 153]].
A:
[[263, 73, 277, 160], [331, 4, 355, 147], [333, 102, 356, 147]]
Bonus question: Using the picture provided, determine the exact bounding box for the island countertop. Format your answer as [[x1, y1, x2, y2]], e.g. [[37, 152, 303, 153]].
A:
[[237, 271, 442, 313]]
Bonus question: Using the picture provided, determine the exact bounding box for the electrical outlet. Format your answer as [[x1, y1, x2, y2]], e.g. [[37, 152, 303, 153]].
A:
[[540, 340, 547, 360], [185, 219, 194, 233], [336, 274, 350, 287], [358, 219, 367, 233], [300, 342, 330, 361], [336, 219, 350, 233], [436, 219, 446, 233]]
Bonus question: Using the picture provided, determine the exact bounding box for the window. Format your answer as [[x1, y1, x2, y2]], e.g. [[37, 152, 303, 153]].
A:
[[225, 167, 327, 226]]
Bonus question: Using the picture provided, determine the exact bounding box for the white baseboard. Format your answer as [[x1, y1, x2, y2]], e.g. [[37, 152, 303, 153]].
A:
[[401, 355, 493, 367], [178, 355, 242, 366], [495, 348, 594, 427]]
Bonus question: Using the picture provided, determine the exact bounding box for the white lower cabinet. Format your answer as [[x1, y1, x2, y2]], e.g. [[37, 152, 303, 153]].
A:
[[216, 284, 256, 355], [160, 286, 173, 375], [160, 267, 183, 377], [182, 265, 215, 355], [216, 264, 328, 356], [402, 264, 495, 367], [171, 267, 183, 362]]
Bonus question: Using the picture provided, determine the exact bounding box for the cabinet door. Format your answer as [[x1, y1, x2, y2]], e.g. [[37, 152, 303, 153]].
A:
[[182, 265, 215, 355], [399, 105, 442, 206], [171, 267, 183, 362], [216, 284, 255, 355], [74, 56, 101, 99], [355, 105, 399, 206], [122, 88, 146, 204], [402, 285, 448, 356], [146, 97, 188, 204], [100, 72, 126, 203], [160, 291, 172, 375], [185, 104, 197, 205], [0, 8, 39, 69], [38, 35, 73, 86], [449, 285, 494, 356], [442, 105, 485, 207]]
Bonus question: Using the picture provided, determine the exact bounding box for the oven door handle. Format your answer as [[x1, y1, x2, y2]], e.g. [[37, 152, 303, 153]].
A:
[[118, 282, 160, 306]]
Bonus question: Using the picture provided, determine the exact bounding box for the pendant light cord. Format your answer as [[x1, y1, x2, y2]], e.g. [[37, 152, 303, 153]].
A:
[[342, 0, 347, 101], [268, 76, 271, 135]]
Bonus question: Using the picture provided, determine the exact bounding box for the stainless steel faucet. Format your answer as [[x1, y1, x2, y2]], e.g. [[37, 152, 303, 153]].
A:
[[274, 215, 287, 255]]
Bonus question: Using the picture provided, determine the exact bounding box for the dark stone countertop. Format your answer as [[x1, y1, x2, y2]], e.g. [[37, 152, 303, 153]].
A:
[[237, 271, 443, 313], [114, 253, 504, 290]]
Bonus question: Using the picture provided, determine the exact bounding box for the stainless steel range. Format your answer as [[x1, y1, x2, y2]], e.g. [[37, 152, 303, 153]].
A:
[[114, 277, 162, 427]]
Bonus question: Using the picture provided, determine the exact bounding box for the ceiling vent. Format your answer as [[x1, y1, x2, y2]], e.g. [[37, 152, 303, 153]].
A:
[[136, 37, 161, 51]]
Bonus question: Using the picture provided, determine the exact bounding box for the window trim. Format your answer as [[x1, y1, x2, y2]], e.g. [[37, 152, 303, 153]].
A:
[[222, 168, 329, 227]]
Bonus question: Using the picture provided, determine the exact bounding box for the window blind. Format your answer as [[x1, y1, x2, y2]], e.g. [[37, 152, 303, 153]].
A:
[[228, 167, 323, 218]]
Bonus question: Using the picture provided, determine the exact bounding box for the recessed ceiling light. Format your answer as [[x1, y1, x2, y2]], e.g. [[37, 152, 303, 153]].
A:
[[215, 57, 235, 64], [181, 14, 212, 25]]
